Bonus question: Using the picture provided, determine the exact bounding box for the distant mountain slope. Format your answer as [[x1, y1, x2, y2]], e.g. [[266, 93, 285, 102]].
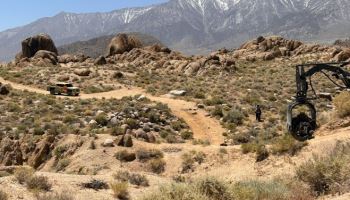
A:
[[1, 0, 350, 61], [57, 33, 163, 58]]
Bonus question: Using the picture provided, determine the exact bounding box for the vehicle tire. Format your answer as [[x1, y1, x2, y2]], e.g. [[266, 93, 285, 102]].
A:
[[50, 89, 55, 95]]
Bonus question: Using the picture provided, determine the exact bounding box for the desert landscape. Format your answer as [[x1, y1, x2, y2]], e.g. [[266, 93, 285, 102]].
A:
[[2, 0, 350, 200]]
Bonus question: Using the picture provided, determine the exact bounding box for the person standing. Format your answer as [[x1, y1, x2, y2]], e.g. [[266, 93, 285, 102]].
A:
[[255, 105, 262, 122]]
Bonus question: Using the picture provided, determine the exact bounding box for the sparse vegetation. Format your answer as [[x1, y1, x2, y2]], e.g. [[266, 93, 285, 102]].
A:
[[26, 175, 52, 192], [136, 148, 164, 162], [271, 134, 307, 156], [142, 177, 314, 200], [14, 167, 35, 184], [181, 151, 206, 173], [35, 191, 74, 200], [149, 158, 166, 174], [115, 150, 136, 162], [114, 171, 149, 187], [296, 142, 350, 196]]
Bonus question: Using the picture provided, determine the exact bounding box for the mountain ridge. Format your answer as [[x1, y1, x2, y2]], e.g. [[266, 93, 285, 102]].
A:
[[1, 0, 350, 61]]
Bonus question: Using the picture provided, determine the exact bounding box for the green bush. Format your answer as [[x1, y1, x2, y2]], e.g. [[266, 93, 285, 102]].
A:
[[181, 131, 193, 140], [197, 178, 232, 200], [271, 134, 307, 156], [149, 158, 166, 174], [114, 171, 149, 187], [115, 150, 136, 162], [136, 149, 164, 162], [95, 113, 108, 126], [56, 158, 71, 171], [211, 106, 223, 117], [223, 109, 245, 125]]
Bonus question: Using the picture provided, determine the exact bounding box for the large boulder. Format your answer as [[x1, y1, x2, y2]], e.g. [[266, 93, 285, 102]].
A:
[[33, 50, 58, 65], [21, 34, 58, 58], [117, 134, 133, 147], [333, 50, 350, 62], [108, 34, 143, 56], [74, 69, 91, 76]]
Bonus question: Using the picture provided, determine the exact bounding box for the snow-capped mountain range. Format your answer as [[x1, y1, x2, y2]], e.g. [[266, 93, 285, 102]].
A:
[[1, 0, 350, 60]]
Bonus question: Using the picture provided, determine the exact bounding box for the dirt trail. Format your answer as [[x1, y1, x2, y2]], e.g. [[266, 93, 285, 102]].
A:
[[0, 77, 225, 145]]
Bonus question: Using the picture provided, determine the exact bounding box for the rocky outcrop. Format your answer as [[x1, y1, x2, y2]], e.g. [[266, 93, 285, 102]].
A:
[[108, 34, 143, 56], [333, 49, 350, 62], [117, 134, 133, 147], [58, 53, 89, 63], [28, 135, 55, 169], [21, 34, 58, 59], [0, 138, 23, 166]]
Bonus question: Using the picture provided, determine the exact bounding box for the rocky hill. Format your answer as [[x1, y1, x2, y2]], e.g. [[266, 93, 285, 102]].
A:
[[2, 33, 350, 199], [1, 0, 350, 61], [57, 33, 163, 58]]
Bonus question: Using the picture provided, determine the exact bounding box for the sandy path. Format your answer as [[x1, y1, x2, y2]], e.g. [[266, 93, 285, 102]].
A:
[[0, 77, 225, 145]]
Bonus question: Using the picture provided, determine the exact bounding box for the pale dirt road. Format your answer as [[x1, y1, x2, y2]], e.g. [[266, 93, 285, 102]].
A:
[[0, 77, 225, 145]]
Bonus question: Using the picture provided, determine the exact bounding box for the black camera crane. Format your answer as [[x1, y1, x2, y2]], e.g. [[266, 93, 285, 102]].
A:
[[287, 62, 350, 141]]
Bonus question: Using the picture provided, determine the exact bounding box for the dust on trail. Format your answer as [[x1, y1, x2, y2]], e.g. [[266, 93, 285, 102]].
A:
[[0, 77, 225, 145]]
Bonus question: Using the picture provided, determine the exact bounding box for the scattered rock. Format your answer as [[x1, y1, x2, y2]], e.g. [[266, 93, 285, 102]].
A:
[[102, 139, 114, 147], [169, 90, 187, 96], [94, 56, 107, 65]]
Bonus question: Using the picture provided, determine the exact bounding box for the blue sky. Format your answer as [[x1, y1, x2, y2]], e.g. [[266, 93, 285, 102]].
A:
[[0, 0, 168, 31]]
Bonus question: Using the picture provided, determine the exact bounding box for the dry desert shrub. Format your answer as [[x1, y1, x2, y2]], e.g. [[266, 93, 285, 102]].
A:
[[14, 167, 35, 184], [296, 142, 350, 196], [35, 191, 74, 200], [0, 190, 8, 200], [110, 182, 129, 200], [334, 92, 350, 117]]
